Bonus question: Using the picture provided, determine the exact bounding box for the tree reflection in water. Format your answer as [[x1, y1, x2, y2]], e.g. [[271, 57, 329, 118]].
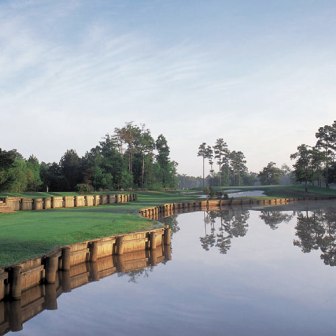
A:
[[122, 267, 153, 283], [259, 210, 293, 230], [200, 208, 249, 254], [294, 208, 336, 266], [161, 214, 180, 233]]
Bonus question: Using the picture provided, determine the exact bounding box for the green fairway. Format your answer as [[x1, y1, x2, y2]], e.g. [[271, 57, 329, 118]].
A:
[[0, 191, 200, 267]]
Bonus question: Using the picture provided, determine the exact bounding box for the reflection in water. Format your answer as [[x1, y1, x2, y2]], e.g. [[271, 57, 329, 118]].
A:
[[160, 215, 180, 234], [0, 247, 170, 336], [259, 210, 293, 230], [165, 205, 336, 265], [162, 206, 336, 263], [294, 208, 336, 266], [200, 209, 249, 254]]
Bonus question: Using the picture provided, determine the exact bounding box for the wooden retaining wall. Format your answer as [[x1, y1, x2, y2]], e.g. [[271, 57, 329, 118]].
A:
[[0, 226, 171, 302], [0, 201, 11, 214], [138, 196, 336, 220], [0, 245, 168, 335], [0, 193, 136, 214]]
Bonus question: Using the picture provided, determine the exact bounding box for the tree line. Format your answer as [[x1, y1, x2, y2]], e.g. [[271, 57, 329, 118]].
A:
[[0, 122, 177, 192], [195, 120, 336, 189], [197, 139, 256, 187], [290, 120, 336, 191]]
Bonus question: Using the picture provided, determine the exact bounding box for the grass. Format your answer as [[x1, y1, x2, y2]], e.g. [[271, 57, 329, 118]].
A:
[[0, 191, 199, 267]]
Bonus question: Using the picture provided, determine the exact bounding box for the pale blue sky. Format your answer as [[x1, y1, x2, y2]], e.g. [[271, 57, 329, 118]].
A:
[[1, 0, 336, 176]]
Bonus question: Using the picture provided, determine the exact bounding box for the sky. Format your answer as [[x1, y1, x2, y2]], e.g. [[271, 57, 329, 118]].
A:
[[1, 0, 336, 176]]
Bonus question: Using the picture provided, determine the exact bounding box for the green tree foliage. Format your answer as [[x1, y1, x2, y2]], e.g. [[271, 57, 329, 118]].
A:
[[0, 150, 43, 192], [177, 174, 203, 189], [155, 134, 177, 188], [290, 145, 314, 192], [0, 123, 177, 192], [258, 162, 284, 185], [26, 155, 42, 191], [290, 120, 336, 189], [229, 151, 247, 186], [135, 127, 155, 188], [242, 171, 258, 186], [197, 140, 252, 187], [213, 138, 229, 186], [0, 148, 16, 190], [197, 142, 213, 188], [40, 162, 64, 192], [114, 122, 141, 174], [59, 149, 83, 191], [315, 121, 336, 188], [7, 157, 28, 192]]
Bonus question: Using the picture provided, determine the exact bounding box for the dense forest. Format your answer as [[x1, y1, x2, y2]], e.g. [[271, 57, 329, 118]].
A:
[[0, 123, 177, 192]]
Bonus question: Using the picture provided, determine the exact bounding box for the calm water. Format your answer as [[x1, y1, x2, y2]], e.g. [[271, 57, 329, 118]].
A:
[[6, 201, 336, 336]]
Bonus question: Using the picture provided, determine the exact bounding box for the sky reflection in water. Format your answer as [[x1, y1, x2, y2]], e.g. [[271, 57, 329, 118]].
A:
[[8, 203, 336, 336]]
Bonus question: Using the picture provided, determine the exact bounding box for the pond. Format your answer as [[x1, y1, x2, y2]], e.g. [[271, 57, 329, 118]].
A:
[[4, 200, 336, 336]]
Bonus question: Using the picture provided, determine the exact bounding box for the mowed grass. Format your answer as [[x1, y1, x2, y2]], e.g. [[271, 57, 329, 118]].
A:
[[0, 191, 199, 267]]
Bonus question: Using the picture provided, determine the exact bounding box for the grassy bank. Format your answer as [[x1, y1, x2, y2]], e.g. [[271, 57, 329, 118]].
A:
[[0, 191, 199, 267]]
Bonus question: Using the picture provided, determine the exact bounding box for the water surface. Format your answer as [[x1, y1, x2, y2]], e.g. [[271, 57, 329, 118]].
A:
[[6, 201, 336, 336]]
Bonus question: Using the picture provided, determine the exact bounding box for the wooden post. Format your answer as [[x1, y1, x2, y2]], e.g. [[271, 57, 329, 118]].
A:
[[89, 262, 99, 282], [10, 266, 22, 300], [113, 255, 123, 273], [19, 198, 24, 211], [164, 245, 172, 261], [8, 299, 23, 332], [43, 197, 51, 209], [116, 236, 125, 255], [149, 248, 158, 266], [89, 242, 98, 262], [44, 283, 57, 310], [150, 232, 157, 250], [45, 254, 59, 284], [0, 269, 8, 301], [61, 271, 71, 292], [164, 227, 171, 245], [62, 247, 71, 271]]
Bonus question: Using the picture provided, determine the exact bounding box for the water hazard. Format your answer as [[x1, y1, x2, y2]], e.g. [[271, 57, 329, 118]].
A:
[[4, 201, 336, 335]]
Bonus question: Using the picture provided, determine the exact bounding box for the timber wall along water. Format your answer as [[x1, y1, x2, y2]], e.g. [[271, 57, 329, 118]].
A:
[[137, 196, 336, 220], [0, 226, 171, 303], [0, 193, 137, 213], [0, 246, 170, 336], [138, 198, 294, 220]]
